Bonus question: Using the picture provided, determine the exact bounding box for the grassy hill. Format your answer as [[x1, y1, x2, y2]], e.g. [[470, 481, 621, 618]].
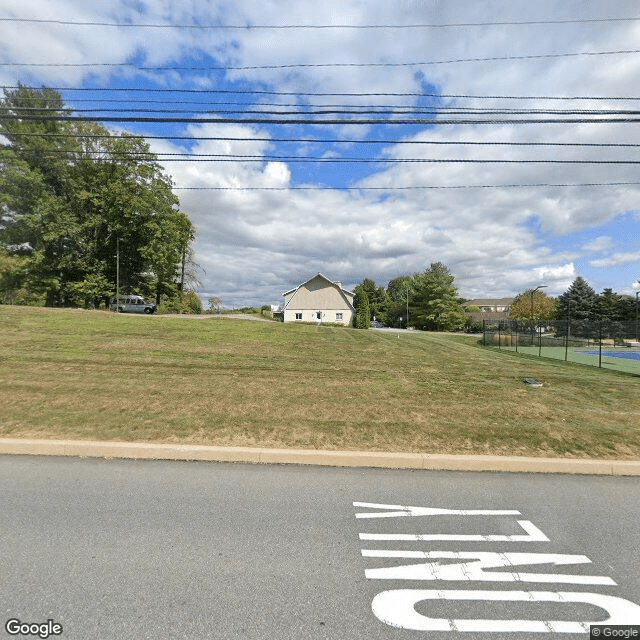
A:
[[1, 305, 639, 458]]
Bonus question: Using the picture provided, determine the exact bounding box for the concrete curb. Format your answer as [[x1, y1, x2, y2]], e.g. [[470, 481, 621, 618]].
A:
[[0, 438, 639, 475]]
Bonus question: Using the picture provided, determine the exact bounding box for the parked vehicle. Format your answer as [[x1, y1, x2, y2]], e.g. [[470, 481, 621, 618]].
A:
[[110, 295, 157, 314]]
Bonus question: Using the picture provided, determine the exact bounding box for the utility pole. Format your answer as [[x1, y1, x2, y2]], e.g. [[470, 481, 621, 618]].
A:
[[565, 298, 571, 361], [406, 286, 409, 329], [180, 246, 186, 307], [116, 237, 120, 312]]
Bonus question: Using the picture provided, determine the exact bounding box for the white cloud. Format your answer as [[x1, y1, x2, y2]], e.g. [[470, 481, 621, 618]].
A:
[[3, 0, 640, 305], [589, 251, 640, 268], [582, 236, 615, 253]]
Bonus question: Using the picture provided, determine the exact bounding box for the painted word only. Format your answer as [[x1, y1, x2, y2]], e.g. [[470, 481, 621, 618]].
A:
[[355, 501, 640, 633]]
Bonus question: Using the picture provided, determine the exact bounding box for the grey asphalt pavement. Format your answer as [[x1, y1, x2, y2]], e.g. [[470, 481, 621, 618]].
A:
[[1, 455, 639, 639]]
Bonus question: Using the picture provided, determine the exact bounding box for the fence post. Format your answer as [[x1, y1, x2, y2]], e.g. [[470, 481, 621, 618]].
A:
[[598, 320, 603, 368], [538, 323, 542, 357]]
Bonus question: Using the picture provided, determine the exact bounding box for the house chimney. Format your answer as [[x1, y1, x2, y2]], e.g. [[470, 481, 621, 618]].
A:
[[335, 281, 341, 289]]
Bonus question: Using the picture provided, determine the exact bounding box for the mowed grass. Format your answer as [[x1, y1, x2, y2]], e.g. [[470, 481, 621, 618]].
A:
[[1, 305, 639, 459]]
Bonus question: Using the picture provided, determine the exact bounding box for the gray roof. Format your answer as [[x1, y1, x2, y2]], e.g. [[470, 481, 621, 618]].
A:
[[462, 298, 514, 307]]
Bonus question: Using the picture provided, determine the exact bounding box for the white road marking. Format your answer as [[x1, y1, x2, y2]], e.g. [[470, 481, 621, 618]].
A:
[[361, 550, 616, 585], [354, 502, 521, 518], [356, 501, 640, 633], [360, 519, 549, 542], [370, 589, 640, 633]]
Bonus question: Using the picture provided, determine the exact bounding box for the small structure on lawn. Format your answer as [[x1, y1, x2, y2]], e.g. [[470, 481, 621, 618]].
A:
[[282, 273, 355, 325]]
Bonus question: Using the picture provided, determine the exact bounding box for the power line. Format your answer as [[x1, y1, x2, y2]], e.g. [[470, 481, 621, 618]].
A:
[[173, 181, 640, 190], [7, 132, 640, 147], [1, 16, 639, 28], [10, 106, 640, 117], [4, 114, 640, 124], [3, 149, 639, 164], [11, 97, 640, 109], [5, 49, 640, 70], [7, 85, 640, 101]]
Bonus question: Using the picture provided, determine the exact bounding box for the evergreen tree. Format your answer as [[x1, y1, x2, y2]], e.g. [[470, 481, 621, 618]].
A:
[[352, 286, 371, 329], [554, 277, 597, 338], [410, 262, 466, 331], [594, 288, 624, 340]]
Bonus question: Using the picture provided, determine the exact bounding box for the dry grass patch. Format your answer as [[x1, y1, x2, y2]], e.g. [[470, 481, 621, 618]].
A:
[[1, 306, 639, 458]]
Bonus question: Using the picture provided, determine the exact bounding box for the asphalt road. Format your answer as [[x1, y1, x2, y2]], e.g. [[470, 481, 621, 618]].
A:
[[1, 455, 639, 639]]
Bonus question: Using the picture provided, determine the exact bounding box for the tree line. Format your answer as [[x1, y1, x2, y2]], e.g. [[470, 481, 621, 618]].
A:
[[352, 267, 639, 339], [508, 276, 639, 341], [0, 86, 196, 310], [352, 262, 468, 331]]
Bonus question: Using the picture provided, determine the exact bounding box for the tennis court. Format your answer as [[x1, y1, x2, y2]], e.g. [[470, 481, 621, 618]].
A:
[[496, 344, 640, 373], [581, 350, 640, 362]]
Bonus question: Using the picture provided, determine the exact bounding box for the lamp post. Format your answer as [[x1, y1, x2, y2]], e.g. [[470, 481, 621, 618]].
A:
[[530, 285, 546, 344]]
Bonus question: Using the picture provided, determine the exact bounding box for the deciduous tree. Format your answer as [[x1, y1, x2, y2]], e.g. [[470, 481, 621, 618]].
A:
[[0, 86, 194, 308]]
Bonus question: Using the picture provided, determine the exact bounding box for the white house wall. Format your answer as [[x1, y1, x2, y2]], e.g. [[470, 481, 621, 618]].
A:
[[283, 275, 354, 325], [283, 309, 354, 324]]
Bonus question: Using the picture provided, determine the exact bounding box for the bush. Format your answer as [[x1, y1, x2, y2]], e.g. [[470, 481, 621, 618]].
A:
[[157, 290, 203, 314]]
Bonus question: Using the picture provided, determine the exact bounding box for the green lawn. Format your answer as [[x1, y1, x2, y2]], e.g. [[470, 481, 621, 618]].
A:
[[1, 305, 639, 459]]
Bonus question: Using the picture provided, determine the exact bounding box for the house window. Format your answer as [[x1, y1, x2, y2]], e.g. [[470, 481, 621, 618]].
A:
[[336, 313, 343, 321], [295, 313, 302, 320]]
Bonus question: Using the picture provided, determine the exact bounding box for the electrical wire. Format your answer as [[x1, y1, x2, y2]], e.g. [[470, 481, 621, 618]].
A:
[[2, 16, 639, 28], [6, 85, 640, 101], [6, 132, 640, 147], [9, 106, 640, 116], [4, 114, 640, 124], [4, 150, 639, 164], [5, 49, 640, 70], [172, 181, 640, 190]]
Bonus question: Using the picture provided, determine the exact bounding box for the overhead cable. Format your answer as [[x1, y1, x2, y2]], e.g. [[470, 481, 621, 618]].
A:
[[3, 114, 640, 124], [172, 181, 640, 190], [5, 49, 640, 70], [1, 16, 639, 28], [6, 132, 640, 147], [9, 106, 640, 116], [5, 150, 639, 164], [6, 85, 640, 100]]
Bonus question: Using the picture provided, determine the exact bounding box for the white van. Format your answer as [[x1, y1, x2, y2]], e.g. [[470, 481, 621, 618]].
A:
[[110, 295, 157, 314]]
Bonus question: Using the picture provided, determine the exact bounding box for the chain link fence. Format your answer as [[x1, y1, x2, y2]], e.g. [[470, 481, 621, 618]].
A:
[[482, 316, 640, 372]]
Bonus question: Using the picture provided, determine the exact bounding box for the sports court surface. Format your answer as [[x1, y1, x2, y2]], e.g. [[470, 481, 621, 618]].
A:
[[498, 345, 640, 374]]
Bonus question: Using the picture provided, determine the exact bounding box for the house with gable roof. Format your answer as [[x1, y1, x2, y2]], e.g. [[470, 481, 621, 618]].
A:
[[282, 273, 355, 325], [461, 297, 514, 321]]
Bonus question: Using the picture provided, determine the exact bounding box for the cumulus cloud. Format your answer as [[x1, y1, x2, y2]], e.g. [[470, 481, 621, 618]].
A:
[[2, 0, 640, 305], [582, 236, 615, 253], [589, 251, 640, 268]]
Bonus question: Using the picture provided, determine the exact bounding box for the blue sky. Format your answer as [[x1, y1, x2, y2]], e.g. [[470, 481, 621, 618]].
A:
[[2, 0, 640, 307]]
